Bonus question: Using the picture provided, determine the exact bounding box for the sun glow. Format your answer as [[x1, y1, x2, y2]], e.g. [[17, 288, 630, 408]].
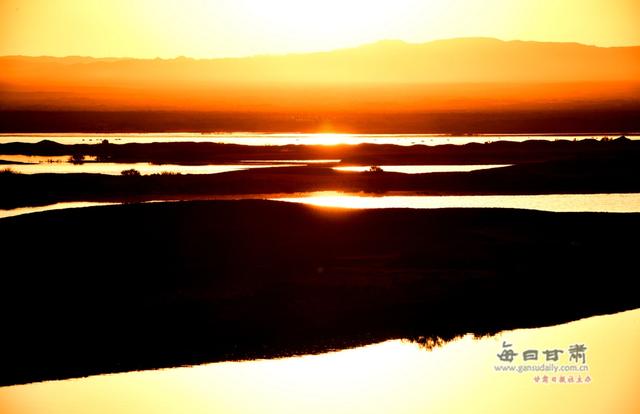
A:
[[1, 0, 639, 58], [304, 134, 352, 146], [237, 0, 418, 53]]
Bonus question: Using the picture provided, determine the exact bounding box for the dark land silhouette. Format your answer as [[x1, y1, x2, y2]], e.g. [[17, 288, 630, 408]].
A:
[[2, 135, 639, 386], [1, 138, 639, 209], [1, 135, 638, 165], [1, 200, 638, 386]]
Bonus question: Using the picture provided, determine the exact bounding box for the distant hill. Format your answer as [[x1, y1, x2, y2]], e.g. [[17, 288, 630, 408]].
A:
[[2, 38, 639, 86], [0, 38, 639, 132]]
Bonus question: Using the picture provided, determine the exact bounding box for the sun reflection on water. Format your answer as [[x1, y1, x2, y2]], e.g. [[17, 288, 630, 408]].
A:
[[274, 192, 640, 212], [301, 133, 352, 146], [0, 309, 638, 414]]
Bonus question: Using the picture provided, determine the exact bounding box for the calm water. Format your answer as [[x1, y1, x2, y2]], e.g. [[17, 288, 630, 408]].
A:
[[0, 159, 301, 175], [1, 309, 637, 414], [3, 193, 640, 220], [1, 133, 637, 146], [1, 158, 508, 175], [275, 192, 640, 212], [333, 165, 511, 173], [0, 202, 120, 219]]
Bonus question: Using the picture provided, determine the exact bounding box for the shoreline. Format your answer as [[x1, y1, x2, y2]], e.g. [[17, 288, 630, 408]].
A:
[[2, 152, 640, 209]]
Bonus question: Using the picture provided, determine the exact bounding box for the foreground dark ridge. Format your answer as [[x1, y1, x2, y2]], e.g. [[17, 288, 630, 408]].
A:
[[1, 200, 639, 385], [1, 152, 640, 209]]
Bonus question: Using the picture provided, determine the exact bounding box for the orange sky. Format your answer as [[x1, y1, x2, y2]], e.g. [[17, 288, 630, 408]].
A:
[[1, 0, 639, 58]]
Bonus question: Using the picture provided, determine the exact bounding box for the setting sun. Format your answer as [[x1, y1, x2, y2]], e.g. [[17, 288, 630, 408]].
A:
[[303, 134, 352, 145]]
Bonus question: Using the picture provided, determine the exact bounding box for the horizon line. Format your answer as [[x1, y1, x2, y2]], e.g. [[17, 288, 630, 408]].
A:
[[2, 36, 639, 61]]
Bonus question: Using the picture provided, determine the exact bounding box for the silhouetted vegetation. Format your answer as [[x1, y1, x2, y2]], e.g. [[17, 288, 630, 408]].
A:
[[95, 139, 112, 162], [121, 168, 141, 176], [0, 167, 17, 175], [69, 153, 85, 164]]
